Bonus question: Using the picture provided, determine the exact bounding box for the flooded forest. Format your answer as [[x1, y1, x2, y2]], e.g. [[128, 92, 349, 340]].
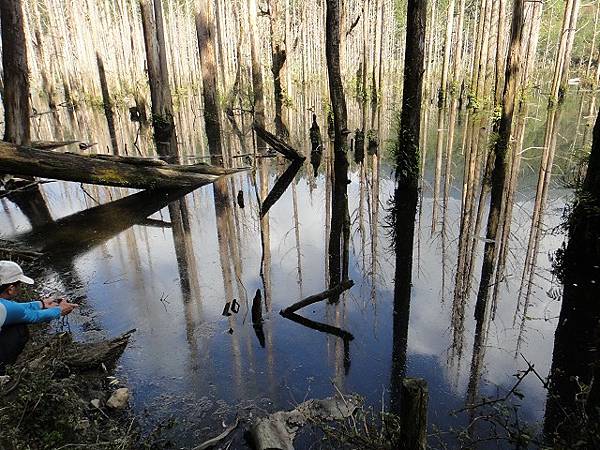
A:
[[1, 0, 600, 448]]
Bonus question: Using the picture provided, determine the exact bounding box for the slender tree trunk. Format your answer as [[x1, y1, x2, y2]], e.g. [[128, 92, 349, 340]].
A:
[[96, 53, 119, 155], [196, 1, 224, 164], [139, 0, 177, 157], [325, 0, 350, 291], [474, 0, 525, 322], [1, 0, 31, 145], [586, 0, 600, 82], [439, 0, 455, 106], [390, 0, 427, 413], [550, 0, 580, 105], [247, 0, 266, 134]]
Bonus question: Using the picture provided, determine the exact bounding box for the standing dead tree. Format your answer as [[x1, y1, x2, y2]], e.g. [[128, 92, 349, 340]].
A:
[[139, 0, 178, 157], [474, 0, 525, 322], [390, 0, 427, 413], [96, 52, 119, 155], [1, 0, 31, 145], [196, 0, 224, 165], [325, 0, 351, 292]]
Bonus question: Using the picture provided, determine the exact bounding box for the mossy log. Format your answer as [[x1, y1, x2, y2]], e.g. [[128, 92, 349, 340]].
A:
[[87, 153, 246, 176], [0, 142, 242, 189]]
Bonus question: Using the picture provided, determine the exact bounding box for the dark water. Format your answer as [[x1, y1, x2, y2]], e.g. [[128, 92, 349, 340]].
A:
[[1, 91, 591, 447]]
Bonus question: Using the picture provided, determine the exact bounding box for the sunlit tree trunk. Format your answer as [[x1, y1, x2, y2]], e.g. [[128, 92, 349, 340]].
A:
[[390, 0, 427, 413], [1, 0, 30, 145], [139, 0, 177, 157], [247, 0, 266, 134], [438, 0, 455, 106], [196, 0, 224, 164], [325, 0, 350, 291], [550, 0, 580, 106], [474, 0, 525, 322]]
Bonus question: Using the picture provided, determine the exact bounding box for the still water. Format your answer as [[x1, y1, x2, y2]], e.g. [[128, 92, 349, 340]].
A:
[[0, 91, 589, 447]]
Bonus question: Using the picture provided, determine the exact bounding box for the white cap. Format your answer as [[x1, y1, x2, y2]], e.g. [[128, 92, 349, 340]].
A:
[[0, 260, 34, 285]]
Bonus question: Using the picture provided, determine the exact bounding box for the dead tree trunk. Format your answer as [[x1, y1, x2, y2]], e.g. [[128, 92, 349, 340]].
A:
[[268, 0, 289, 138], [325, 0, 351, 291], [390, 0, 427, 411], [140, 0, 177, 157], [0, 143, 232, 190], [1, 0, 30, 145], [474, 0, 525, 323], [247, 0, 266, 135], [96, 53, 119, 155], [196, 2, 224, 165]]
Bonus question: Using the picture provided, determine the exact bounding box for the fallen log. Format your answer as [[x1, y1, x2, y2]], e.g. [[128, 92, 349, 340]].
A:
[[280, 280, 354, 315], [0, 142, 239, 190], [30, 140, 78, 150], [252, 124, 306, 161], [87, 153, 246, 175]]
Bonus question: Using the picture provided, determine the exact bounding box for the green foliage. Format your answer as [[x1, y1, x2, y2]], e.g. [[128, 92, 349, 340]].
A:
[[467, 92, 483, 111]]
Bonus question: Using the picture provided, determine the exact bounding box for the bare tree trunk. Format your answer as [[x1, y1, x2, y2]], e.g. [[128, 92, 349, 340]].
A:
[[196, 2, 224, 165], [550, 0, 580, 105], [1, 0, 30, 145], [474, 0, 525, 322], [247, 0, 266, 135], [139, 0, 177, 157], [390, 0, 427, 413], [325, 0, 350, 291], [96, 53, 119, 155], [439, 0, 455, 106], [268, 0, 289, 138]]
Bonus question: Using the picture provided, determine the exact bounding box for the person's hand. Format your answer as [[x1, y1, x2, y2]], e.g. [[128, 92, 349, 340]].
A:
[[42, 298, 60, 309], [58, 301, 78, 316]]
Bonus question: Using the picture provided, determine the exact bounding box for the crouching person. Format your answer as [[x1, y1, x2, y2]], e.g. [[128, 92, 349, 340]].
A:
[[0, 260, 77, 374]]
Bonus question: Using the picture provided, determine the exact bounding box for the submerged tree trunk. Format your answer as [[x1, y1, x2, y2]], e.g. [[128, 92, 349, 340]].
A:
[[390, 0, 427, 412], [325, 0, 351, 291], [1, 0, 30, 145], [474, 0, 524, 322]]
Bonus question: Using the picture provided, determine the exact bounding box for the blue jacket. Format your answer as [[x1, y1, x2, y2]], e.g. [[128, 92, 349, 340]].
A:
[[0, 299, 61, 330]]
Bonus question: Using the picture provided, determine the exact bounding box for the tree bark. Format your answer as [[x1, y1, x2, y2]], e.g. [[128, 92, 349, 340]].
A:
[[474, 0, 525, 322], [0, 143, 226, 190], [196, 2, 224, 165], [139, 0, 177, 157], [96, 53, 119, 155], [1, 0, 31, 145], [325, 0, 351, 291]]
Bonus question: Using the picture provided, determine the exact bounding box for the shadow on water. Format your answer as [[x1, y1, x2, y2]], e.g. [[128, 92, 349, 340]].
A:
[[13, 188, 195, 258], [543, 112, 600, 447]]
